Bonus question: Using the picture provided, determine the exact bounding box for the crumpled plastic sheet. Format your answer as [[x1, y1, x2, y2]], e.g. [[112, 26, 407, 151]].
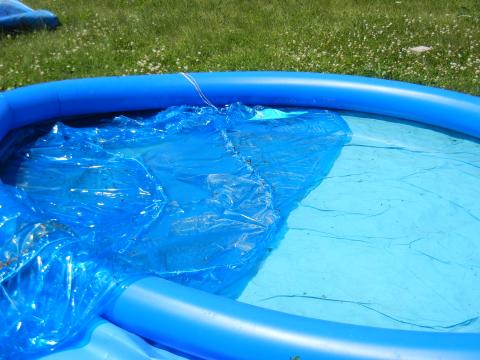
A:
[[0, 103, 350, 357], [0, 0, 59, 31]]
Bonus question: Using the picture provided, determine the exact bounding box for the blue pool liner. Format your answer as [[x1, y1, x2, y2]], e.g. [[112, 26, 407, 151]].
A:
[[0, 0, 58, 31]]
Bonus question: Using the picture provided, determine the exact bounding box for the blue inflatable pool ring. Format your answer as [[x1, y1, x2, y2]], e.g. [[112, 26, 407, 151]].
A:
[[0, 0, 58, 31], [1, 72, 480, 359]]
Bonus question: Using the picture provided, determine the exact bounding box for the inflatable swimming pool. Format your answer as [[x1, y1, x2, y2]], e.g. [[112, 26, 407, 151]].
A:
[[1, 72, 480, 359]]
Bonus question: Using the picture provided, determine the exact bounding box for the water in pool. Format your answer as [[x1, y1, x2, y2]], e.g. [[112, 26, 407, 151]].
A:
[[239, 111, 480, 332], [0, 104, 479, 356]]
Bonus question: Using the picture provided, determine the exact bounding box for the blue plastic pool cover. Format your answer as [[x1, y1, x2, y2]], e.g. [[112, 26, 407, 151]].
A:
[[0, 0, 58, 31], [0, 103, 350, 356]]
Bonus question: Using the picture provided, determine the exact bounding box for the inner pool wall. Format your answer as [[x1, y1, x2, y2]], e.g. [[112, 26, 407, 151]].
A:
[[1, 72, 480, 359]]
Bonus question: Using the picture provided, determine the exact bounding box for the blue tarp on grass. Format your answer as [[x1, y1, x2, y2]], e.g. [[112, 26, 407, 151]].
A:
[[0, 0, 58, 31]]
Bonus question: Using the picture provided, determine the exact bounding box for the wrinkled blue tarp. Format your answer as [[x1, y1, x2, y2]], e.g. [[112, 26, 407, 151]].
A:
[[0, 0, 58, 31], [0, 104, 350, 357]]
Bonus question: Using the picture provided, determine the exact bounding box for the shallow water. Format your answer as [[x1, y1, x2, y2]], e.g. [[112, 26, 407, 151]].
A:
[[239, 111, 480, 332]]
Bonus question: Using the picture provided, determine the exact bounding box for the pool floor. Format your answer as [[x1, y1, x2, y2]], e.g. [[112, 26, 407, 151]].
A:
[[239, 112, 480, 332]]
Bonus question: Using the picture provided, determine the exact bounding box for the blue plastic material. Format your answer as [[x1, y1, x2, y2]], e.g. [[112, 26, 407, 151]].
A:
[[0, 102, 349, 356], [1, 72, 480, 359], [0, 0, 58, 31], [40, 318, 190, 360], [105, 277, 480, 360]]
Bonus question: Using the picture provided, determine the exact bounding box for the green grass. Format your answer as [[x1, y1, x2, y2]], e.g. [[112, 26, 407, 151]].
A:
[[1, 0, 479, 94]]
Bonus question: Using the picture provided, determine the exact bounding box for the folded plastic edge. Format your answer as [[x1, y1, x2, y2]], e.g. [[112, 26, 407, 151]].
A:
[[0, 10, 59, 30]]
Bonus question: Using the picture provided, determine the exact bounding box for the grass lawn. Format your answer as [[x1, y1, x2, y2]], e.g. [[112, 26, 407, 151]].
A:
[[0, 0, 479, 95]]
